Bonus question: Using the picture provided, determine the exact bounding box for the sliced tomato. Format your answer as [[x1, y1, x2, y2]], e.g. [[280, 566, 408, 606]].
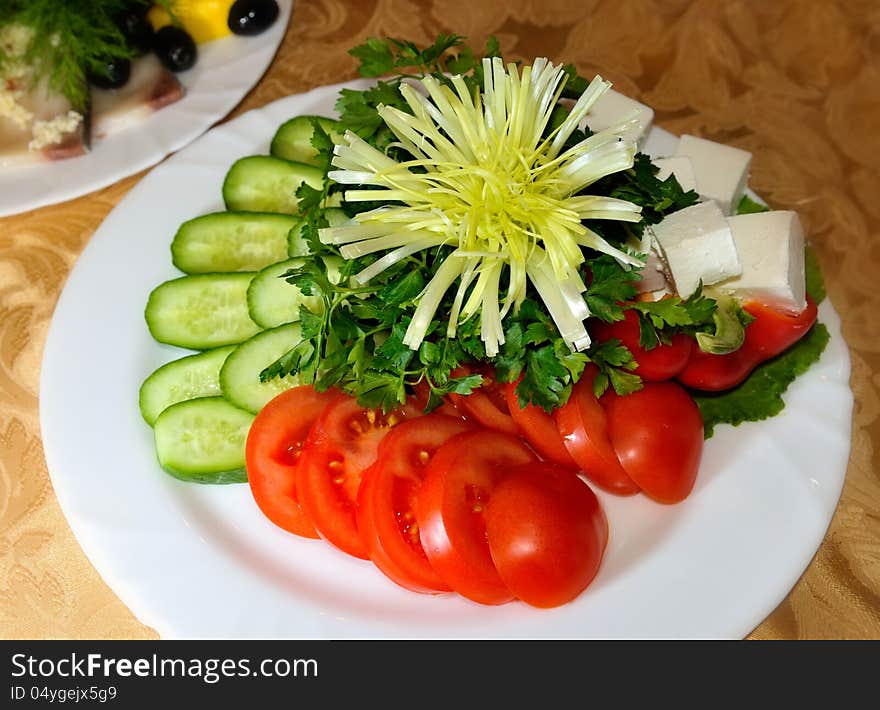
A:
[[504, 379, 578, 469], [411, 379, 462, 418], [416, 429, 537, 604], [297, 393, 417, 558], [245, 386, 336, 538], [591, 309, 693, 381], [447, 365, 519, 436], [554, 368, 639, 494], [357, 414, 472, 593], [603, 382, 704, 504], [485, 462, 608, 608]]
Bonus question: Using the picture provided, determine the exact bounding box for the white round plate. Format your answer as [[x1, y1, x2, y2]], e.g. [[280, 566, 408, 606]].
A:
[[40, 80, 853, 639], [0, 0, 292, 218]]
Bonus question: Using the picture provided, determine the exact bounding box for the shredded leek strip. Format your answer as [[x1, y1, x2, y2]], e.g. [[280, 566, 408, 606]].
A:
[[403, 255, 469, 349], [329, 58, 644, 352], [352, 237, 443, 285]]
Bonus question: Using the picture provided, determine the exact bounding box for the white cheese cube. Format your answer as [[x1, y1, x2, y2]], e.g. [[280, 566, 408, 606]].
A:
[[653, 156, 698, 193], [585, 89, 654, 144], [718, 211, 806, 312], [674, 135, 752, 215], [650, 201, 742, 298]]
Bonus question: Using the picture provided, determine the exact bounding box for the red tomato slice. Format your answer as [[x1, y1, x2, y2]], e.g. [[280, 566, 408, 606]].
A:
[[554, 368, 639, 495], [603, 382, 704, 504], [447, 365, 519, 436], [245, 386, 337, 538], [591, 309, 693, 381], [297, 393, 417, 559], [742, 297, 818, 359], [416, 429, 537, 604], [504, 380, 578, 469], [357, 414, 472, 593], [485, 462, 609, 608], [411, 379, 462, 418]]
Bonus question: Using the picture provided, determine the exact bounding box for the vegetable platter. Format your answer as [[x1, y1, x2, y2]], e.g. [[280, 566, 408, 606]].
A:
[[40, 37, 852, 639]]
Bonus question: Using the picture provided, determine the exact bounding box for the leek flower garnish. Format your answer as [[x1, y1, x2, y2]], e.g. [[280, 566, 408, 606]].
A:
[[321, 57, 644, 356]]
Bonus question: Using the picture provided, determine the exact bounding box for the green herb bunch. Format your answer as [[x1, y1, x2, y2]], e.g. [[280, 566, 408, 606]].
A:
[[260, 36, 724, 413], [262, 34, 827, 432]]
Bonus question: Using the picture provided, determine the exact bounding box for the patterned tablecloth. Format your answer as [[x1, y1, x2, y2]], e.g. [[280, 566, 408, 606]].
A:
[[1, 0, 878, 639]]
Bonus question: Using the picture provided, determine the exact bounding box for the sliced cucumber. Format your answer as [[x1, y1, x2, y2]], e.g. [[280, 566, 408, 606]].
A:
[[270, 115, 345, 166], [171, 212, 298, 273], [154, 397, 253, 484], [222, 156, 325, 214], [287, 207, 350, 256], [139, 346, 235, 426], [146, 273, 261, 349], [220, 323, 305, 413], [247, 258, 316, 328]]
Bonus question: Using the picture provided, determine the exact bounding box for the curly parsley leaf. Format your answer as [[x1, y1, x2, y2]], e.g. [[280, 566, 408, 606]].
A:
[[586, 339, 641, 397], [611, 153, 701, 226], [627, 287, 717, 349], [584, 255, 639, 322], [348, 37, 396, 77]]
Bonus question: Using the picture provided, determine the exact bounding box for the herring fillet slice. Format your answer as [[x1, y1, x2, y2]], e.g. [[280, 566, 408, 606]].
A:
[[0, 54, 184, 168], [91, 54, 185, 138], [0, 78, 89, 168]]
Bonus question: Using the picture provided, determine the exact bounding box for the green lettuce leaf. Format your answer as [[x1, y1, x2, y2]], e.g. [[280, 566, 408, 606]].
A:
[[693, 323, 830, 438]]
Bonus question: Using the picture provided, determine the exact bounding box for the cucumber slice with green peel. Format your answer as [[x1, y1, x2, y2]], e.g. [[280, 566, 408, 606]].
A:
[[146, 273, 261, 349], [139, 345, 235, 426], [154, 397, 253, 484], [220, 323, 305, 414], [171, 212, 299, 273], [287, 207, 350, 256], [270, 115, 345, 166], [222, 156, 325, 214], [246, 258, 321, 328]]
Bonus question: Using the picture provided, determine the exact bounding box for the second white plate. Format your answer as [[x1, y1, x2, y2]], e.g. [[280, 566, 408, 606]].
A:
[[0, 0, 292, 217]]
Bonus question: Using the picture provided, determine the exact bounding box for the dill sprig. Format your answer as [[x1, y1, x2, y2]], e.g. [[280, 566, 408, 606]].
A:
[[0, 1, 160, 112]]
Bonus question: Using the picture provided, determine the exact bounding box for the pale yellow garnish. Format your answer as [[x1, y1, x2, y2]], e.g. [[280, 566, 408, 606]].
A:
[[148, 1, 234, 44], [323, 58, 645, 355]]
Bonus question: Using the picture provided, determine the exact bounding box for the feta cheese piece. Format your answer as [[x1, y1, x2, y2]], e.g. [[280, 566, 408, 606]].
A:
[[650, 201, 742, 298], [653, 156, 697, 193], [674, 134, 752, 215], [584, 89, 654, 144], [718, 211, 806, 312]]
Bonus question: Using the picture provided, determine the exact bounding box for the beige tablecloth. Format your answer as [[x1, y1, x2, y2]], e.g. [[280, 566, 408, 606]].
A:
[[1, 0, 878, 639]]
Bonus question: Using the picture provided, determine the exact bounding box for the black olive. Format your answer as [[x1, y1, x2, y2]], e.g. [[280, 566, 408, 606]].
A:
[[228, 0, 280, 36], [153, 26, 198, 73], [117, 9, 154, 55], [88, 58, 132, 90]]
